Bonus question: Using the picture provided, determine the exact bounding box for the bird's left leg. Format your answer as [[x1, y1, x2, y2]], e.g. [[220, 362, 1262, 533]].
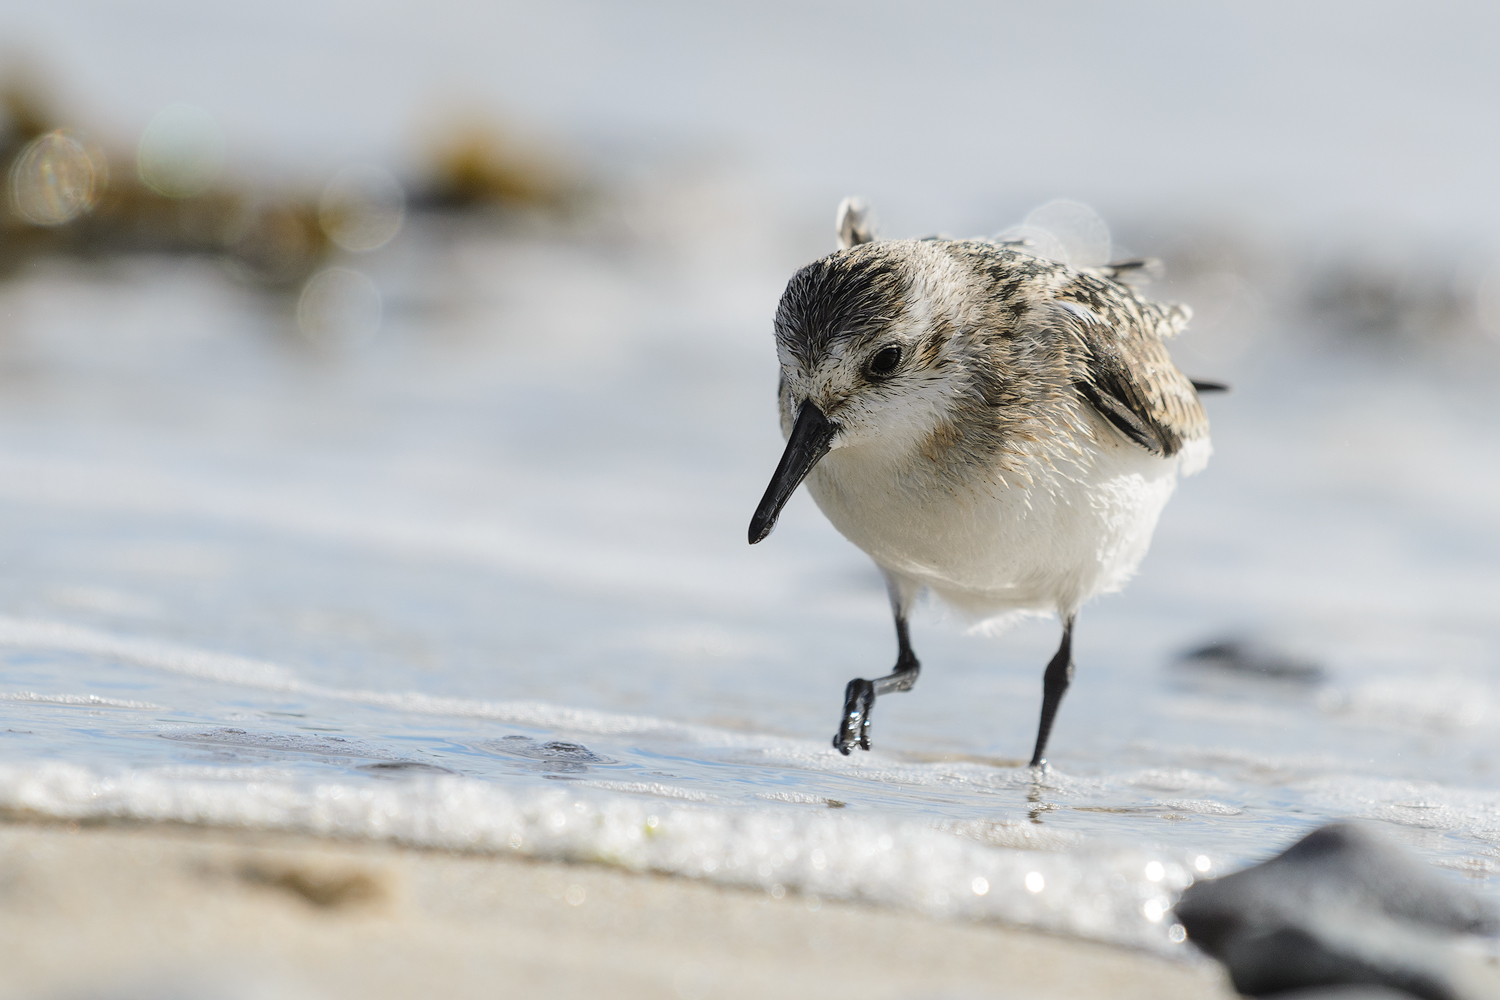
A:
[[833, 574, 920, 755], [1028, 615, 1076, 768]]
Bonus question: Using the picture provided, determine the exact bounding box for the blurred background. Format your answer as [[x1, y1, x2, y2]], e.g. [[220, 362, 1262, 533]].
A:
[[9, 1, 1500, 358], [2, 1, 1500, 979]]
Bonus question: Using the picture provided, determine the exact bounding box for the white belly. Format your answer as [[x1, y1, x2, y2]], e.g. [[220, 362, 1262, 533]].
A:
[[805, 426, 1207, 626]]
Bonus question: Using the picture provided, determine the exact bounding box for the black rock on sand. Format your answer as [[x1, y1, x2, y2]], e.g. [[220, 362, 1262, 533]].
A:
[[1175, 823, 1499, 1000]]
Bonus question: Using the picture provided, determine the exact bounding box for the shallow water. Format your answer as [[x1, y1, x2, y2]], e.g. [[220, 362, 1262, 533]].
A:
[[1, 221, 1498, 953]]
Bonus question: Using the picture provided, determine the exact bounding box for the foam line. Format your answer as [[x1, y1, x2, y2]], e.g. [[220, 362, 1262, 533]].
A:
[[0, 616, 797, 747], [0, 617, 1106, 797], [0, 760, 1197, 954], [0, 617, 301, 690], [0, 691, 164, 710]]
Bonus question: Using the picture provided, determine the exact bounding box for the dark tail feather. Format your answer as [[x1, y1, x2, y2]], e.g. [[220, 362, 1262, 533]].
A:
[[1191, 379, 1230, 393], [1098, 258, 1164, 283]]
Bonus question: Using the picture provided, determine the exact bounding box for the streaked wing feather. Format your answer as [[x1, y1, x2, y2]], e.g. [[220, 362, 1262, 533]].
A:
[[1051, 286, 1207, 458]]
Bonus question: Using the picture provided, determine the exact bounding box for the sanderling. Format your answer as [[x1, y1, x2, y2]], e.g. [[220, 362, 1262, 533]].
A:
[[749, 199, 1219, 766]]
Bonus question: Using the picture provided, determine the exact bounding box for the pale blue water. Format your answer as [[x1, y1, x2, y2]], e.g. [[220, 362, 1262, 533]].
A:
[[1, 216, 1498, 952]]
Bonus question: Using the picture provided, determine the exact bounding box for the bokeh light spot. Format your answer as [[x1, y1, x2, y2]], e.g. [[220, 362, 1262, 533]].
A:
[[994, 223, 1068, 262], [8, 130, 99, 225], [137, 103, 225, 198], [998, 200, 1111, 267], [319, 164, 406, 252], [296, 267, 382, 350], [1024, 871, 1045, 893]]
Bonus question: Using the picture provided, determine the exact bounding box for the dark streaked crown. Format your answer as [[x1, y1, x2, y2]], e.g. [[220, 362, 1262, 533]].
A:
[[773, 246, 910, 367]]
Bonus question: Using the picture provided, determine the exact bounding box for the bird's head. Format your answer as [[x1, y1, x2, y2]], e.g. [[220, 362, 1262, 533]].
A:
[[748, 238, 989, 544]]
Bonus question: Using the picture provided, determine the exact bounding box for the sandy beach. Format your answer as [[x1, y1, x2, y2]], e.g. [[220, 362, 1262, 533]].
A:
[[0, 818, 1235, 1000]]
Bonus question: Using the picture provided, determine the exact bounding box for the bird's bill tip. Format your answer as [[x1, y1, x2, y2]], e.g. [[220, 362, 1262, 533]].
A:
[[748, 522, 771, 545], [746, 401, 837, 546]]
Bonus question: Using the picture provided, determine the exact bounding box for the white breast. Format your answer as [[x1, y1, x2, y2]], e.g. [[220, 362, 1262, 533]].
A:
[[805, 415, 1208, 629]]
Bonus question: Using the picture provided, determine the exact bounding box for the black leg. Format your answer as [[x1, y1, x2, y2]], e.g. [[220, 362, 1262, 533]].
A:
[[1028, 616, 1075, 768], [833, 606, 920, 755]]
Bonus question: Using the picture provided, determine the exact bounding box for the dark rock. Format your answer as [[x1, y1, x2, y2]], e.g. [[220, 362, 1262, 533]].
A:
[[1176, 823, 1499, 999], [1261, 988, 1438, 1000], [1179, 638, 1325, 683]]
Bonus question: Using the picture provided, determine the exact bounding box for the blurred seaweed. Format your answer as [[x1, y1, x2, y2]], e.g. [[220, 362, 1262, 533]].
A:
[[411, 116, 582, 215], [1, 65, 587, 297], [1, 71, 330, 289]]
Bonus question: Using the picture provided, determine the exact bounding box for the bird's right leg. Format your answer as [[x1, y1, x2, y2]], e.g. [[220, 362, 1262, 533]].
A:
[[833, 575, 920, 755]]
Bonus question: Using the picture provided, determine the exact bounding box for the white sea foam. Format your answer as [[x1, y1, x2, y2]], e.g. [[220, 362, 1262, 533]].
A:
[[0, 618, 300, 690], [568, 779, 733, 803], [0, 691, 164, 710], [755, 790, 843, 806], [0, 616, 794, 746], [0, 760, 1199, 953], [1123, 769, 1233, 794], [1293, 776, 1500, 841], [1317, 677, 1495, 730], [1151, 799, 1243, 817]]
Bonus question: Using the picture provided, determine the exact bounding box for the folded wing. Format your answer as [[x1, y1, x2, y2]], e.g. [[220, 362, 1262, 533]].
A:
[[1050, 287, 1209, 458]]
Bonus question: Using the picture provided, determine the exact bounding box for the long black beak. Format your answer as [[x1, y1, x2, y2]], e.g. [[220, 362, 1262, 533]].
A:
[[748, 401, 838, 544]]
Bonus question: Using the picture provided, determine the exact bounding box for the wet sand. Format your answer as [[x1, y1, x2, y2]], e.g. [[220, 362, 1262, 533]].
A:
[[0, 818, 1235, 1000]]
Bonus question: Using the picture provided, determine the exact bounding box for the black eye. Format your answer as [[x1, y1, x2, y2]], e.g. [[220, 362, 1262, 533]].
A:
[[868, 345, 902, 376]]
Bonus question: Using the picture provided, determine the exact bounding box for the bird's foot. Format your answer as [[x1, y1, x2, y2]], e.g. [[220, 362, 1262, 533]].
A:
[[832, 678, 875, 755]]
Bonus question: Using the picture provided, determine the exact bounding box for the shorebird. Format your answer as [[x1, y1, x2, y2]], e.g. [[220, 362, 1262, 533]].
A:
[[748, 199, 1219, 766]]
